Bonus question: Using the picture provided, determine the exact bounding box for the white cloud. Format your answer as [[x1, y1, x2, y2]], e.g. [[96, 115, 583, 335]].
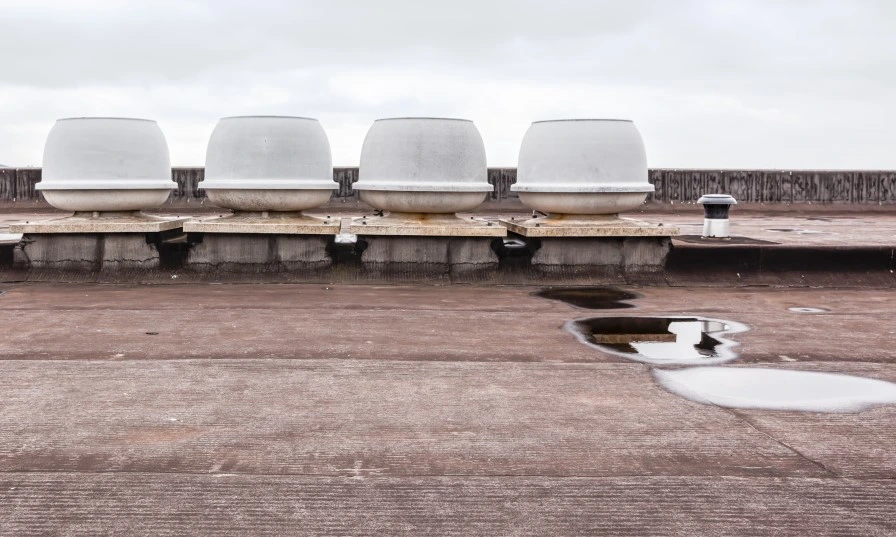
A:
[[1, 0, 895, 168]]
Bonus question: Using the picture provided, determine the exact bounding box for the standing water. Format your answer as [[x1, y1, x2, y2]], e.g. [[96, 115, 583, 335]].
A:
[[536, 287, 638, 309], [565, 317, 747, 365], [654, 367, 896, 412]]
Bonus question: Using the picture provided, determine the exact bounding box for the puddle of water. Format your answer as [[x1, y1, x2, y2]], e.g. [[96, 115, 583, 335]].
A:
[[767, 228, 829, 235], [536, 287, 638, 310], [788, 307, 829, 313], [565, 316, 747, 365], [654, 367, 896, 412]]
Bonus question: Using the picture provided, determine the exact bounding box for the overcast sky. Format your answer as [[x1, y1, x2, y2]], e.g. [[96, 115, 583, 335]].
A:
[[2, 0, 895, 168]]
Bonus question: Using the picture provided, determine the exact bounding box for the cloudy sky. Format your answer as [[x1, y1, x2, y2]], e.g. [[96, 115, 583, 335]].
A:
[[1, 0, 894, 168]]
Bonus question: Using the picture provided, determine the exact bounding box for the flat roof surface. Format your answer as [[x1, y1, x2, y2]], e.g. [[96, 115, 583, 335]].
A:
[[651, 212, 896, 247], [0, 282, 894, 535], [4, 209, 896, 247]]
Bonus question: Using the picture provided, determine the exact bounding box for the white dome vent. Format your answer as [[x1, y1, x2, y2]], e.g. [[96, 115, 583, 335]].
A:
[[513, 119, 654, 215], [202, 116, 336, 212], [37, 117, 175, 212], [354, 118, 492, 214]]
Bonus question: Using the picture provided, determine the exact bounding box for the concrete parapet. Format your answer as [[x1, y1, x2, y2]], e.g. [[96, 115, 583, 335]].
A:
[[7, 167, 896, 211], [649, 169, 896, 204]]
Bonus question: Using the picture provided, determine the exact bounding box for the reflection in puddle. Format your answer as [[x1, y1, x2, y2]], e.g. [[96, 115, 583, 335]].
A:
[[536, 287, 637, 310], [788, 307, 829, 313], [566, 317, 746, 365], [767, 228, 829, 235], [654, 367, 896, 412]]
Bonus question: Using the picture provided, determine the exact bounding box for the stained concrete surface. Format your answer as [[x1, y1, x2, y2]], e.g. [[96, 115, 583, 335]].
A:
[[529, 236, 671, 276], [0, 282, 895, 535], [3, 210, 896, 286], [185, 234, 332, 273], [2, 284, 894, 363], [647, 212, 896, 247], [5, 210, 896, 247], [357, 236, 500, 279], [20, 233, 164, 271], [3, 475, 893, 536]]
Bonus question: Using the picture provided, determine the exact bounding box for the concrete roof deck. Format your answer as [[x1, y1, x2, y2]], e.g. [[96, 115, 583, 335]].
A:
[[0, 282, 894, 535], [653, 212, 896, 247], [4, 208, 896, 246]]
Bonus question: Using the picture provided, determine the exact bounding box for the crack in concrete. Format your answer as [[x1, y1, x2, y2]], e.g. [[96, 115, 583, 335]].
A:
[[727, 408, 843, 478], [103, 258, 158, 263]]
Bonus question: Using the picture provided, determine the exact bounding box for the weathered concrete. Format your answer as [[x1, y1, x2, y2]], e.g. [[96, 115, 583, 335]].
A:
[[10, 212, 187, 233], [0, 167, 45, 208], [184, 234, 332, 273], [648, 212, 896, 246], [19, 233, 162, 271], [500, 214, 677, 237], [3, 475, 893, 536], [348, 213, 505, 237], [3, 284, 895, 363], [649, 168, 896, 204], [0, 358, 832, 477], [7, 214, 186, 274], [0, 284, 895, 535], [345, 214, 505, 280], [531, 237, 621, 278], [19, 233, 100, 271], [101, 234, 165, 271], [623, 237, 674, 273], [528, 237, 671, 277], [183, 213, 340, 234], [170, 167, 208, 207], [2, 210, 895, 285], [359, 236, 499, 280]]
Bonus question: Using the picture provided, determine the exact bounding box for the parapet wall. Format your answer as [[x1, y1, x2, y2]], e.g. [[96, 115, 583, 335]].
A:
[[3, 167, 895, 209]]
